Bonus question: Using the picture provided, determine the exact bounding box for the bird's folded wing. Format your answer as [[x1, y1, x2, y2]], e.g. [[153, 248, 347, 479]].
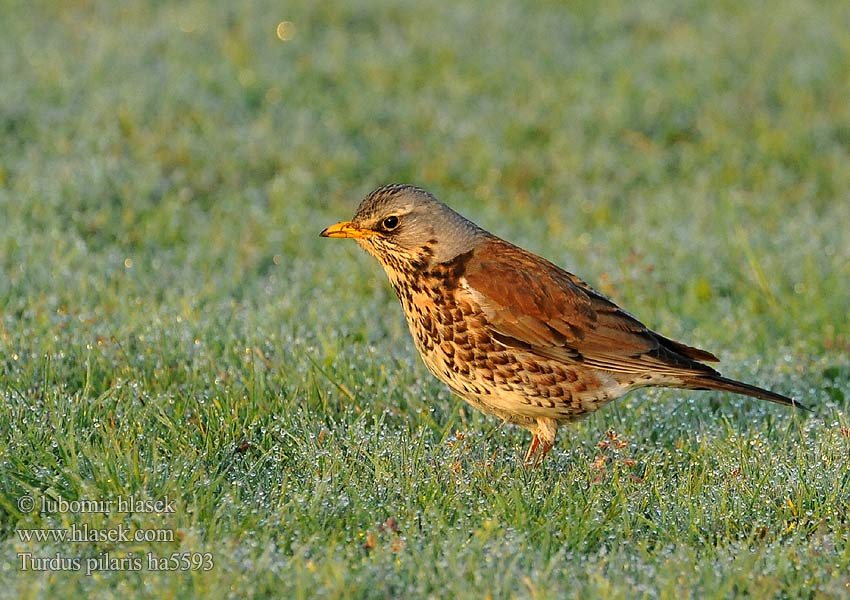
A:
[[461, 239, 718, 376]]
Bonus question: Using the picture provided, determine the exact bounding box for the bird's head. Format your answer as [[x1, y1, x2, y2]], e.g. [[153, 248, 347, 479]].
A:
[[321, 184, 486, 271]]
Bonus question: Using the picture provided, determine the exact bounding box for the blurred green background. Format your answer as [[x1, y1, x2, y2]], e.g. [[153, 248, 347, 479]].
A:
[[1, 1, 849, 598]]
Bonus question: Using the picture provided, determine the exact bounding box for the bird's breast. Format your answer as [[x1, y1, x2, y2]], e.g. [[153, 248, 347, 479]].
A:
[[386, 266, 623, 422], [387, 268, 474, 368]]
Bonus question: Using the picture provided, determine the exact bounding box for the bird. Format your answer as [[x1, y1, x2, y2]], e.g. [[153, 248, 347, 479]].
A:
[[320, 184, 808, 465]]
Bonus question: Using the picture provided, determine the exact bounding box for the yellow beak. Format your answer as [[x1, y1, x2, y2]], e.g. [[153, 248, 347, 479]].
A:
[[319, 221, 376, 239]]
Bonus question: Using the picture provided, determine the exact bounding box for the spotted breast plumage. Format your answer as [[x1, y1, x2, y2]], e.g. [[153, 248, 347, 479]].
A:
[[321, 184, 807, 464]]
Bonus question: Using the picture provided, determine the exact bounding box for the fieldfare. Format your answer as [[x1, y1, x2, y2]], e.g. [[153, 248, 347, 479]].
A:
[[321, 184, 807, 464]]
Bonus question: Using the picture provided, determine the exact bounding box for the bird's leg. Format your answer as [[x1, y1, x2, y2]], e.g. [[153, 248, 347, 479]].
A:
[[524, 438, 554, 468], [525, 418, 558, 467], [534, 441, 553, 468], [523, 434, 540, 465]]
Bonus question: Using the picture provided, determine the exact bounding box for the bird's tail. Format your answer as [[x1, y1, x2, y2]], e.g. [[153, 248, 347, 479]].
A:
[[685, 375, 810, 412]]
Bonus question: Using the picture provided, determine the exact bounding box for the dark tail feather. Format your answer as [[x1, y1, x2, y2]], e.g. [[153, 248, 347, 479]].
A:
[[657, 334, 720, 363], [688, 375, 811, 412]]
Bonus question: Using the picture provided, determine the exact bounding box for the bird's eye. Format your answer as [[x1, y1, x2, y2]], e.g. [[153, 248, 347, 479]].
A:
[[381, 215, 400, 231]]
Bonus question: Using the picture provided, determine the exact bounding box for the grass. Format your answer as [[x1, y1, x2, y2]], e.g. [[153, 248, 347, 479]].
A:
[[1, 0, 849, 597]]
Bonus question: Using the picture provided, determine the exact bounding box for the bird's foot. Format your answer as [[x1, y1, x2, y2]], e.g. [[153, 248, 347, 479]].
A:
[[523, 434, 540, 464], [523, 435, 553, 468]]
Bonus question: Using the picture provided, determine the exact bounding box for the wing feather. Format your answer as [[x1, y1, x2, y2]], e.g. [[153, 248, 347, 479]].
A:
[[461, 239, 718, 377]]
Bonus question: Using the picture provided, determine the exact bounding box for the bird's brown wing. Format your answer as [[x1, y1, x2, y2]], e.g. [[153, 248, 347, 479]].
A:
[[461, 239, 719, 377]]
